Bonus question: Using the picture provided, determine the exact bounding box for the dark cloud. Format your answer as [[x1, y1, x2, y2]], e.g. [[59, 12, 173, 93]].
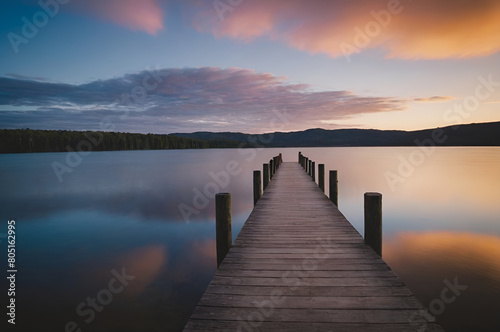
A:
[[0, 67, 408, 133], [5, 73, 51, 82]]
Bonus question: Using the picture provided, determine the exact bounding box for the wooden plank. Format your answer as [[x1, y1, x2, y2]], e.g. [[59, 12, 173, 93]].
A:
[[189, 306, 436, 324], [197, 294, 424, 309], [221, 257, 386, 263], [185, 320, 444, 332], [215, 263, 390, 271], [184, 162, 444, 331], [203, 285, 415, 297], [226, 253, 381, 260], [209, 276, 405, 287], [215, 269, 397, 278]]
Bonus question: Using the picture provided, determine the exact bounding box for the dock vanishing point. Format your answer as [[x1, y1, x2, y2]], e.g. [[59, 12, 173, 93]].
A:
[[184, 156, 444, 331]]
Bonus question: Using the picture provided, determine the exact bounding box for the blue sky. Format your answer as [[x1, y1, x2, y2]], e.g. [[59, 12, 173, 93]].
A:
[[1, 0, 499, 133]]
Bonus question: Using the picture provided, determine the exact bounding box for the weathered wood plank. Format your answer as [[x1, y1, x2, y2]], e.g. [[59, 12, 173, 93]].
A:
[[185, 320, 444, 332], [215, 269, 397, 278], [189, 306, 436, 324], [203, 285, 415, 297], [220, 258, 386, 266], [215, 263, 390, 271], [197, 294, 424, 309], [209, 276, 405, 287]]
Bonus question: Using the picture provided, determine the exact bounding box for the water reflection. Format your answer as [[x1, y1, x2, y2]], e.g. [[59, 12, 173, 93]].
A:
[[116, 245, 167, 297], [384, 231, 500, 332], [0, 149, 276, 222], [67, 245, 168, 332], [1, 147, 499, 331], [283, 147, 500, 236], [4, 212, 218, 332]]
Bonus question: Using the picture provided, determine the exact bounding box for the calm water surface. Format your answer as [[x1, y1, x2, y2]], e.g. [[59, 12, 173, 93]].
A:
[[1, 147, 499, 331]]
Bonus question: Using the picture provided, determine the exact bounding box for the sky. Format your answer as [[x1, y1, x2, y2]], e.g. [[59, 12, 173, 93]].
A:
[[0, 0, 499, 134]]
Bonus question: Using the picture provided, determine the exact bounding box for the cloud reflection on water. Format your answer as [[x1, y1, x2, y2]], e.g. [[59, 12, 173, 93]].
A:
[[384, 231, 500, 331]]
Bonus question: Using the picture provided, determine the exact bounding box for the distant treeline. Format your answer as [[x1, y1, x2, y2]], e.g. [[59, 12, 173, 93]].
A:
[[174, 121, 500, 147], [0, 129, 242, 153]]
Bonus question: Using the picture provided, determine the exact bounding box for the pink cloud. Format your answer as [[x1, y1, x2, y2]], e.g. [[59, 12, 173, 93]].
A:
[[188, 0, 500, 59], [0, 67, 408, 133], [69, 0, 164, 35]]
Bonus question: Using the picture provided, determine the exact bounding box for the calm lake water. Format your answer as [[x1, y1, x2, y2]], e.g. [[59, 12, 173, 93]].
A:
[[1, 147, 499, 331]]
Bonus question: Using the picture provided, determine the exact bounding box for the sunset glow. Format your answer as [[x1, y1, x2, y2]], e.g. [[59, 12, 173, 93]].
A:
[[1, 0, 499, 132], [385, 232, 500, 281]]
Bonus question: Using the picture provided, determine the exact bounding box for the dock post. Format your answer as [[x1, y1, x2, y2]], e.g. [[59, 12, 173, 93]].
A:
[[305, 157, 309, 172], [253, 170, 262, 206], [279, 153, 282, 165], [298, 152, 302, 164], [270, 159, 274, 179], [329, 170, 338, 207], [318, 164, 325, 192], [216, 193, 232, 267], [364, 192, 382, 256], [312, 161, 316, 182], [273, 157, 277, 173], [263, 164, 269, 190], [308, 160, 312, 177]]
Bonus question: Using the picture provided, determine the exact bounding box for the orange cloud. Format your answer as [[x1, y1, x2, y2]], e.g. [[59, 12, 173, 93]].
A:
[[171, 239, 217, 283], [413, 96, 453, 103], [189, 0, 500, 59], [116, 245, 167, 297], [384, 232, 500, 281], [70, 0, 164, 35]]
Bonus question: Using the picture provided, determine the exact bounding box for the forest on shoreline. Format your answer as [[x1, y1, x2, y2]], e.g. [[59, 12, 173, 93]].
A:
[[0, 129, 241, 153], [2, 121, 499, 153]]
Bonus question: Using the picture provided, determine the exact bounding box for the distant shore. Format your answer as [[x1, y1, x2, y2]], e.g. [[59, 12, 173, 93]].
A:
[[1, 121, 499, 153]]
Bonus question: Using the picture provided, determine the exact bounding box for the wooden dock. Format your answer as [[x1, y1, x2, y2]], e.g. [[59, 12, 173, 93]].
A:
[[184, 162, 444, 331]]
